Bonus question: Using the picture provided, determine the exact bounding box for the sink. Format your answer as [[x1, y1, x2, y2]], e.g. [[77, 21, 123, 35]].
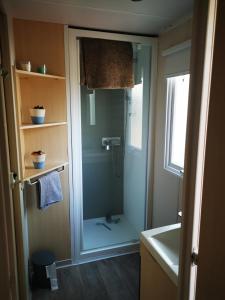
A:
[[140, 223, 181, 285], [151, 227, 180, 265]]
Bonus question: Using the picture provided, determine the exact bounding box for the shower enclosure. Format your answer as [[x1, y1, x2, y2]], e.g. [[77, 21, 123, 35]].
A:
[[68, 29, 157, 263]]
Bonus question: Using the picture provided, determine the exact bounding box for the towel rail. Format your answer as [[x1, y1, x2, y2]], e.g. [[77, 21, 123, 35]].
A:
[[25, 166, 65, 186]]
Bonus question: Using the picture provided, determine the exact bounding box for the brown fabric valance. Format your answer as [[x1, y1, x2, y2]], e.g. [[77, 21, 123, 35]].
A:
[[80, 38, 134, 89]]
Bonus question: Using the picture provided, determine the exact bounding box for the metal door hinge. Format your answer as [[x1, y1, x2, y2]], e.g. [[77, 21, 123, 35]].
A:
[[0, 66, 8, 79], [10, 172, 18, 187], [191, 251, 199, 266]]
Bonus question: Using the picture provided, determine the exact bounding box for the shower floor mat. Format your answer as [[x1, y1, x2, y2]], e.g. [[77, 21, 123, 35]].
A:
[[82, 214, 139, 251]]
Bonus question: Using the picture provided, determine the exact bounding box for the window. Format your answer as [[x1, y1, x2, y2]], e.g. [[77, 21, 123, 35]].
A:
[[165, 74, 190, 175]]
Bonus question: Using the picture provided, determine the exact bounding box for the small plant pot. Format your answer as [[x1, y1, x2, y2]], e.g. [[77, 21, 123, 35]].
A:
[[30, 108, 46, 124], [20, 61, 31, 72], [31, 152, 46, 169], [37, 64, 47, 74]]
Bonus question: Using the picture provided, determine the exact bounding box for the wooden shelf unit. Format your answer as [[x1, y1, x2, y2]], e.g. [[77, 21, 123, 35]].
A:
[[16, 69, 65, 80], [13, 19, 71, 262], [20, 122, 67, 130], [24, 162, 69, 182], [15, 66, 68, 181]]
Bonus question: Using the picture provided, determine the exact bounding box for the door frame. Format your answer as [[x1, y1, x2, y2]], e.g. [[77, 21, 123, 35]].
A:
[[0, 88, 18, 299], [65, 27, 158, 264], [0, 33, 19, 300], [178, 0, 217, 299], [0, 11, 20, 300], [0, 11, 30, 300]]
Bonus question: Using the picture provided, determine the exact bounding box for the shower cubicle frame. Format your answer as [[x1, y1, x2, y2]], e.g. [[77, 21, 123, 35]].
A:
[[65, 26, 158, 264]]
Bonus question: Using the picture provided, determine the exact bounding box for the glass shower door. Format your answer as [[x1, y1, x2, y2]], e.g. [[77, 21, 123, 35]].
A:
[[81, 88, 125, 250], [80, 43, 151, 251]]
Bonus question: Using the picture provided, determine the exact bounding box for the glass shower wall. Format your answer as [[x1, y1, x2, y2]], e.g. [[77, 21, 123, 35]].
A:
[[124, 45, 151, 235], [80, 42, 151, 251]]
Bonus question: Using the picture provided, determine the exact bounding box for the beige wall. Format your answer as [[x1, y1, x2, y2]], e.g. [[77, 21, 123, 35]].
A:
[[152, 19, 192, 227]]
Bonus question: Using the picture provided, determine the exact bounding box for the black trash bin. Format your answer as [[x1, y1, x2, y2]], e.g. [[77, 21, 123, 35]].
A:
[[31, 250, 58, 290]]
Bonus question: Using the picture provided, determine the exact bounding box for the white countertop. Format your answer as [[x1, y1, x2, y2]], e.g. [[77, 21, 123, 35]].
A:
[[140, 223, 181, 286]]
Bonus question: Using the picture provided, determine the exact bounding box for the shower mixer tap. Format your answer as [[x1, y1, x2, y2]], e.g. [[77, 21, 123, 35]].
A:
[[103, 139, 111, 151], [102, 137, 121, 151], [105, 142, 111, 151]]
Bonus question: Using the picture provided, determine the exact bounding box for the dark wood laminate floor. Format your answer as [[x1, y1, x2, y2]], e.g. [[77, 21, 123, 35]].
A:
[[32, 253, 140, 300]]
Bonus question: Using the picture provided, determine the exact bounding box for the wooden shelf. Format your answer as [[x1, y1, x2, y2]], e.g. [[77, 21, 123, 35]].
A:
[[23, 161, 69, 182], [20, 122, 67, 130], [16, 69, 65, 80]]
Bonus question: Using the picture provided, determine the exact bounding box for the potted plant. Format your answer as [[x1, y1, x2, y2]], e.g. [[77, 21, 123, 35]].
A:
[[20, 61, 31, 72], [30, 105, 46, 124], [31, 150, 46, 169], [37, 64, 47, 74]]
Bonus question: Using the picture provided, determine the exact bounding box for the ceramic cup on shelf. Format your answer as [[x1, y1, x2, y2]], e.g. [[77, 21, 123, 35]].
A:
[[30, 106, 46, 124], [37, 64, 47, 74], [20, 61, 31, 72], [31, 151, 46, 169]]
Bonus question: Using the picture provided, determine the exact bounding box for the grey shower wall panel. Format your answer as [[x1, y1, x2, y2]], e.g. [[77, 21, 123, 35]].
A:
[[82, 155, 114, 219]]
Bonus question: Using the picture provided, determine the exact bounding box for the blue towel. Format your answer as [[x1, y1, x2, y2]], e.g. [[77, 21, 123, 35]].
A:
[[38, 171, 63, 209]]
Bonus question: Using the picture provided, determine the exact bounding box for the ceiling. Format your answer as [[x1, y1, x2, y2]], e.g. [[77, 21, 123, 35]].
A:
[[7, 0, 194, 35]]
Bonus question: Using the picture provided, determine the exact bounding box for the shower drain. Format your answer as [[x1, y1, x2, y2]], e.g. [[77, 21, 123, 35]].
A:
[[96, 222, 112, 231]]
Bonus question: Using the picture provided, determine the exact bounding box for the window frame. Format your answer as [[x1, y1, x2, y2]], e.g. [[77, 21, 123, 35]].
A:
[[164, 72, 190, 176]]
